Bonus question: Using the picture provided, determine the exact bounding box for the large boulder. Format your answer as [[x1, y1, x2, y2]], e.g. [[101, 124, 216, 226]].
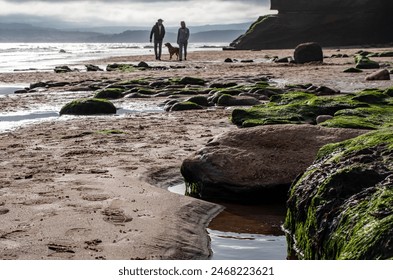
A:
[[230, 0, 393, 49], [59, 98, 117, 115], [294, 42, 323, 64], [284, 129, 393, 259], [181, 124, 364, 202]]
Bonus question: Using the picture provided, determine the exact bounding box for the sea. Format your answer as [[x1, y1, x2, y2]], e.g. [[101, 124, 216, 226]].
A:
[[0, 42, 225, 72], [0, 42, 226, 132]]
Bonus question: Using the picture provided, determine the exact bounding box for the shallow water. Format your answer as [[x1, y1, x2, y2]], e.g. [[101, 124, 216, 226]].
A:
[[0, 85, 164, 132], [168, 183, 288, 260], [0, 85, 27, 95]]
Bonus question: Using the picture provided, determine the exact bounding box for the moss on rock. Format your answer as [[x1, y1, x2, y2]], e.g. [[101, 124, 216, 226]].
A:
[[170, 101, 204, 111], [232, 89, 393, 129], [94, 88, 125, 99], [106, 63, 136, 72], [284, 129, 393, 259], [59, 98, 117, 115], [177, 76, 206, 86]]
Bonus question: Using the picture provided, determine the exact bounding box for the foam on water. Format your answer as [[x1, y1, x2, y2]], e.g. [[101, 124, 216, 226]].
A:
[[0, 42, 225, 72]]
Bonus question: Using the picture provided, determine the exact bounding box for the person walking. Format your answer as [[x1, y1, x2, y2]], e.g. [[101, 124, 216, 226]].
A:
[[150, 19, 165, 60], [177, 21, 190, 61]]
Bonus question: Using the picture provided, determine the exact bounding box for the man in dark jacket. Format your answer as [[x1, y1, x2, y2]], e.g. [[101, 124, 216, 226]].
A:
[[150, 19, 166, 60]]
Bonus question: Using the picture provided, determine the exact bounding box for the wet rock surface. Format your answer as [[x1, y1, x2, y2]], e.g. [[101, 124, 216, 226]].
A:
[[181, 124, 364, 202], [284, 129, 393, 259]]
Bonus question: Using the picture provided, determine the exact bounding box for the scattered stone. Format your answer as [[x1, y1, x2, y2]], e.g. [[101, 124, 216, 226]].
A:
[[14, 89, 28, 94], [355, 55, 380, 69], [344, 67, 363, 73], [217, 94, 260, 106], [106, 63, 135, 72], [0, 208, 10, 215], [294, 42, 323, 64], [316, 115, 333, 124], [178, 77, 206, 86], [85, 64, 103, 72], [137, 61, 149, 68], [209, 82, 238, 89], [30, 81, 48, 89], [366, 69, 390, 81], [170, 101, 204, 111], [186, 96, 209, 107], [274, 56, 292, 63], [54, 65, 73, 73], [315, 86, 340, 95], [94, 88, 125, 99]]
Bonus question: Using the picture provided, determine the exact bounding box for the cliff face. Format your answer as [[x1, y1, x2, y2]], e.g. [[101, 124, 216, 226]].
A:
[[231, 0, 393, 49]]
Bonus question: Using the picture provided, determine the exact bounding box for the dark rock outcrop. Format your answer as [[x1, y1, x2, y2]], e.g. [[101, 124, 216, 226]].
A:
[[181, 124, 364, 202], [284, 129, 393, 259], [231, 0, 393, 49]]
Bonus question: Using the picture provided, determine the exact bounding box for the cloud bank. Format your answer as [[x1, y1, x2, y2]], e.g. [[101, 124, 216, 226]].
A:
[[0, 0, 271, 27]]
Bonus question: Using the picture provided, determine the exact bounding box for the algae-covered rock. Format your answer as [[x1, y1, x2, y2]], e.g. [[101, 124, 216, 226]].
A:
[[54, 65, 73, 73], [106, 63, 136, 72], [217, 94, 260, 106], [232, 89, 393, 129], [59, 98, 117, 115], [284, 129, 393, 259], [94, 88, 125, 99], [186, 96, 209, 107], [170, 101, 204, 111], [355, 55, 380, 69], [177, 77, 206, 86]]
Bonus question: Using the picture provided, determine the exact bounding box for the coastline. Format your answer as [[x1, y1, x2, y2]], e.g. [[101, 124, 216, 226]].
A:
[[0, 48, 392, 260]]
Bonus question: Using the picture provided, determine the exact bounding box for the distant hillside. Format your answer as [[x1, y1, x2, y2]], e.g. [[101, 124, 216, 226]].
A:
[[67, 22, 252, 34], [0, 23, 101, 42], [0, 22, 248, 43]]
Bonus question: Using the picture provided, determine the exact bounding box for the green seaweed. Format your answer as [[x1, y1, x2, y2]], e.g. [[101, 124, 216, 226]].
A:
[[232, 89, 393, 129], [59, 98, 116, 115], [284, 129, 393, 259], [106, 63, 136, 72]]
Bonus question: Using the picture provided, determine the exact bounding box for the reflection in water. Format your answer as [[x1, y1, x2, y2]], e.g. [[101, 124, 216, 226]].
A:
[[208, 229, 287, 260], [168, 183, 288, 260]]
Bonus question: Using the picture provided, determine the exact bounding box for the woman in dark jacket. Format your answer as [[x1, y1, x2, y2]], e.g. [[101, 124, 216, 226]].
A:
[[150, 19, 166, 60], [177, 21, 190, 61]]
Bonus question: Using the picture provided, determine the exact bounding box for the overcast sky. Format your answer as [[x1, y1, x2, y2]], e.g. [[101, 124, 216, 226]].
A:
[[0, 0, 272, 27]]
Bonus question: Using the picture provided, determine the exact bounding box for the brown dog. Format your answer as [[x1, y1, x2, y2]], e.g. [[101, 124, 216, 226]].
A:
[[164, 42, 179, 60]]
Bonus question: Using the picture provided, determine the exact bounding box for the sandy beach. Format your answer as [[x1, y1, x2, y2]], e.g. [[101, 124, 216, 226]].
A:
[[0, 48, 392, 259]]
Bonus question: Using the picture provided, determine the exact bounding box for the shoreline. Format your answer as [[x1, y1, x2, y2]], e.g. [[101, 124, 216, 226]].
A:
[[0, 47, 392, 259]]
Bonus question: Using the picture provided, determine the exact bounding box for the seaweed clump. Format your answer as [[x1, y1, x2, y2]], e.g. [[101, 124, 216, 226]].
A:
[[232, 88, 393, 130], [284, 129, 393, 259]]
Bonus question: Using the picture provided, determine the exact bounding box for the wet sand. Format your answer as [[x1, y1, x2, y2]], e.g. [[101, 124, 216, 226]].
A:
[[0, 48, 392, 259]]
